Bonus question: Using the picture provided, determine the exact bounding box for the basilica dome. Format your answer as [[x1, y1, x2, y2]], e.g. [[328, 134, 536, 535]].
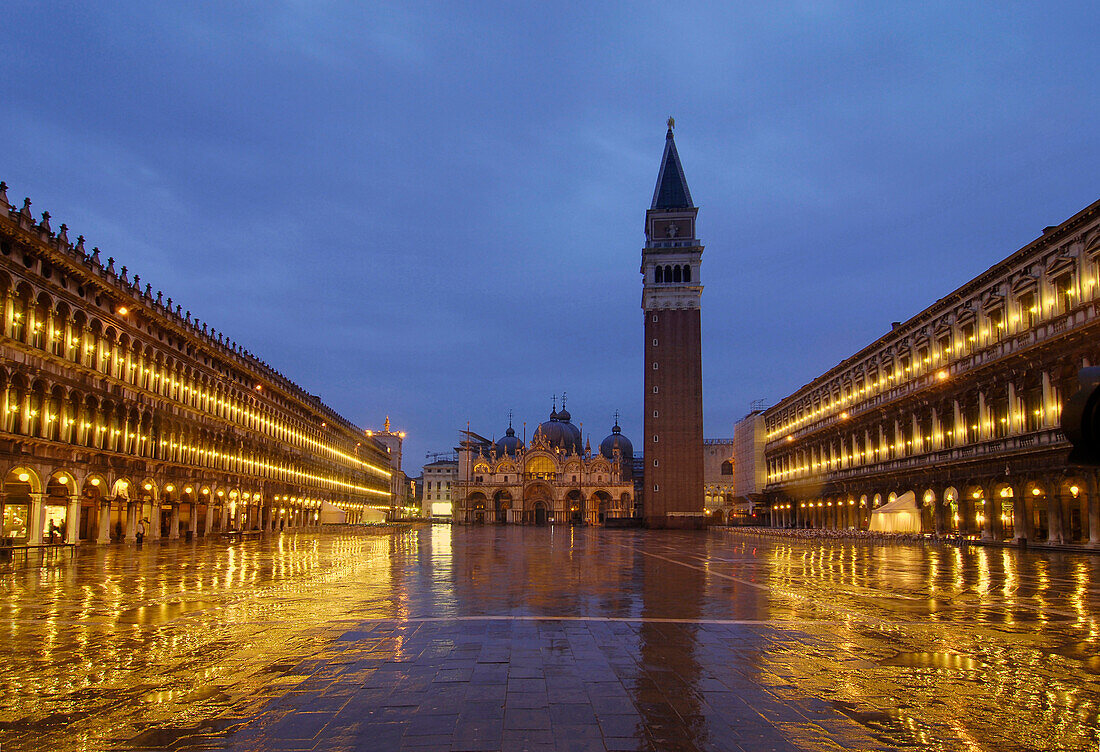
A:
[[494, 425, 523, 456], [535, 407, 583, 455], [599, 422, 634, 466]]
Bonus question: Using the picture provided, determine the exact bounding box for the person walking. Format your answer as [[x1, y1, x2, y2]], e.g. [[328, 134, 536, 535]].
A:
[[136, 518, 146, 546]]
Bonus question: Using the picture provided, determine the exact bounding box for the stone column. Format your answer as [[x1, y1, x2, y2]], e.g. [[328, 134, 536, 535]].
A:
[[1047, 490, 1065, 544], [124, 502, 137, 542], [150, 500, 161, 541], [1088, 473, 1100, 547], [30, 495, 46, 545], [1012, 495, 1027, 543], [934, 496, 946, 538], [169, 503, 180, 540], [204, 502, 215, 537], [188, 504, 198, 537], [221, 501, 230, 531], [66, 496, 80, 544], [981, 492, 993, 541], [989, 496, 1003, 541], [97, 501, 112, 544]]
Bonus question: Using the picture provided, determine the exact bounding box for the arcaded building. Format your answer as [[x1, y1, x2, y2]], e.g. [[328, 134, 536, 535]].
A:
[[754, 197, 1100, 544], [0, 183, 393, 545], [454, 406, 634, 525]]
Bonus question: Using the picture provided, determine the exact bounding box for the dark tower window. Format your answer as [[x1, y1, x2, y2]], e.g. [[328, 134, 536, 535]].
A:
[[664, 265, 672, 282], [721, 460, 732, 475], [683, 265, 691, 282], [655, 266, 663, 283], [673, 265, 682, 283]]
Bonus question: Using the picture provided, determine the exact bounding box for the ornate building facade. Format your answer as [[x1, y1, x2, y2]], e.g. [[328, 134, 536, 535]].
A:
[[703, 439, 736, 523], [454, 406, 634, 525], [641, 120, 706, 528], [754, 198, 1100, 544], [0, 182, 393, 546]]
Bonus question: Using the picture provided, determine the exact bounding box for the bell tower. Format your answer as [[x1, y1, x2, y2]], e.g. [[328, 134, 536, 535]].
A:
[[641, 118, 706, 529]]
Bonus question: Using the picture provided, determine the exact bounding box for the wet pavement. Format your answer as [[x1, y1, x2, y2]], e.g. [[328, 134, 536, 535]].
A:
[[2, 525, 1100, 751]]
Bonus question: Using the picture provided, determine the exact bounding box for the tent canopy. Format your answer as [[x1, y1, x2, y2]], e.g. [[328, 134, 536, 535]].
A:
[[869, 491, 923, 533]]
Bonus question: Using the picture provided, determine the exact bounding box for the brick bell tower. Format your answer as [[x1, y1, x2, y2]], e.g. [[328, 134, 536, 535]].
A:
[[642, 118, 706, 529]]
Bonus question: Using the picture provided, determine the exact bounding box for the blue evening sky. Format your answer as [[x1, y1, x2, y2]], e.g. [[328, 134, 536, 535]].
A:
[[3, 2, 1098, 472]]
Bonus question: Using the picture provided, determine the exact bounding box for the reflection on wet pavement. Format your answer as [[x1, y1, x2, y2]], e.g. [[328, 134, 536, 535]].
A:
[[1, 525, 1099, 750]]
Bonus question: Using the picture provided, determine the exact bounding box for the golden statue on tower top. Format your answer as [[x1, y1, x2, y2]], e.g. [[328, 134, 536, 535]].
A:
[[667, 116, 675, 130]]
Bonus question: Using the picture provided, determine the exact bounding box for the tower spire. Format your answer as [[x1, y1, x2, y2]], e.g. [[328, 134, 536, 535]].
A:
[[651, 118, 693, 210]]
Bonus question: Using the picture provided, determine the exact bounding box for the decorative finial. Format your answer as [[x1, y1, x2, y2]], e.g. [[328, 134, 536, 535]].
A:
[[552, 395, 557, 412], [508, 409, 513, 429], [384, 416, 390, 432], [613, 409, 620, 427], [667, 116, 675, 131], [561, 391, 567, 410]]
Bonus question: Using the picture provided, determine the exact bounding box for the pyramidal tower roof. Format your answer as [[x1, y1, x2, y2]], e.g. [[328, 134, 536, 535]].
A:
[[650, 118, 694, 210]]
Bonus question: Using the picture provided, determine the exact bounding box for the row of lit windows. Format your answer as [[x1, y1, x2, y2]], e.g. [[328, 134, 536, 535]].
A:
[[2, 297, 390, 479], [0, 386, 388, 500], [767, 390, 1065, 484], [765, 265, 1098, 441]]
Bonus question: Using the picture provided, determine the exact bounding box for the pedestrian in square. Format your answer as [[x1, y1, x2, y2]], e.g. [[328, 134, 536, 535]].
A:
[[136, 518, 146, 546]]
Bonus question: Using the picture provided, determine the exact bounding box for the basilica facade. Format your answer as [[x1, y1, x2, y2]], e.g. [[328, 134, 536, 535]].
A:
[[454, 405, 634, 525]]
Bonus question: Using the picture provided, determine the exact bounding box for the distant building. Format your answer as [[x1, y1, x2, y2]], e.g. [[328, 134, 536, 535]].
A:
[[370, 417, 409, 516], [454, 405, 634, 525], [702, 439, 735, 522], [732, 411, 767, 519], [422, 458, 458, 518]]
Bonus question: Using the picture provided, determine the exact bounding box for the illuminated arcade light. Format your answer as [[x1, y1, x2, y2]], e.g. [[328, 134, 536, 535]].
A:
[[116, 306, 128, 315], [17, 472, 29, 482], [90, 478, 101, 487], [165, 484, 175, 492]]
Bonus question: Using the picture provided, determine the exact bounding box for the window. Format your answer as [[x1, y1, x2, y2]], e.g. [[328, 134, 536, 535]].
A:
[[653, 459, 659, 467], [1019, 292, 1036, 329], [652, 314, 658, 323], [721, 460, 732, 475], [683, 265, 691, 282], [936, 335, 950, 361], [653, 484, 659, 492], [653, 362, 658, 370], [1054, 272, 1075, 313], [987, 309, 1004, 342], [652, 339, 658, 346], [655, 266, 663, 284], [959, 323, 974, 353], [652, 386, 659, 393]]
